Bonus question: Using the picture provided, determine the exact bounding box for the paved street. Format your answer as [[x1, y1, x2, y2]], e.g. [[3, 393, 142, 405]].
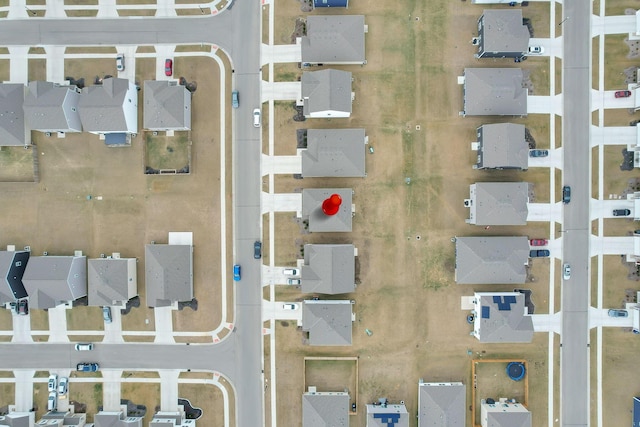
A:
[[560, 1, 592, 426]]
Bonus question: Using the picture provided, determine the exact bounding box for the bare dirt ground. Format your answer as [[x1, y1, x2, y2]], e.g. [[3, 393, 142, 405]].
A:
[[269, 0, 554, 425]]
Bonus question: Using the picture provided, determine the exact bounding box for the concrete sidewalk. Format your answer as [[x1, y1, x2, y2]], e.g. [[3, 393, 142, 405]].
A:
[[154, 307, 176, 344], [159, 370, 180, 411], [591, 124, 637, 147], [261, 154, 301, 176], [590, 236, 635, 256], [260, 192, 302, 215], [48, 306, 70, 343]]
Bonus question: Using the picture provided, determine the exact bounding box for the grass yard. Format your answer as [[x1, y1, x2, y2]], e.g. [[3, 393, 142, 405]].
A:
[[0, 146, 34, 182], [144, 133, 191, 172]]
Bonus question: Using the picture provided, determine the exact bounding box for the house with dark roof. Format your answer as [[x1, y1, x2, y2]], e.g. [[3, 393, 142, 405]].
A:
[[301, 16, 366, 65], [465, 182, 531, 226], [0, 250, 29, 305], [143, 81, 192, 131], [366, 401, 409, 427], [476, 9, 530, 59], [145, 242, 193, 308], [302, 300, 354, 345], [480, 399, 531, 427], [22, 255, 87, 309], [94, 410, 143, 427], [301, 244, 355, 294], [302, 387, 350, 427], [473, 123, 528, 170], [301, 129, 366, 178], [0, 83, 26, 146], [313, 0, 348, 8], [23, 81, 82, 133], [454, 236, 529, 284], [418, 381, 466, 427], [301, 188, 354, 232], [87, 254, 137, 307], [461, 68, 527, 117], [301, 70, 353, 118], [471, 292, 533, 343], [79, 78, 138, 134]]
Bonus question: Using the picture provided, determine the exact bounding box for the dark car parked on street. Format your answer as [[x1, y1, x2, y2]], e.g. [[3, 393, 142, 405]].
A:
[[562, 186, 571, 204], [254, 241, 262, 259], [529, 149, 549, 157], [613, 209, 631, 217]]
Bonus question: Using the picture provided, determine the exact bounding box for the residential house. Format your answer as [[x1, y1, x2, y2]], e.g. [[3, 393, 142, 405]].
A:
[[480, 399, 531, 427], [366, 401, 409, 427], [301, 188, 354, 232], [465, 182, 531, 226], [302, 387, 350, 427], [301, 128, 366, 178], [143, 80, 192, 131], [302, 300, 354, 345], [23, 81, 82, 133], [22, 255, 87, 309], [633, 396, 640, 427], [301, 244, 356, 294], [301, 69, 353, 118], [87, 254, 137, 307], [0, 83, 26, 146], [149, 410, 196, 426], [454, 236, 529, 284], [0, 411, 34, 427], [471, 292, 534, 343], [145, 233, 193, 308], [79, 77, 138, 134], [0, 249, 29, 305], [417, 381, 466, 427], [94, 410, 143, 427], [461, 68, 527, 117], [301, 16, 366, 65], [473, 123, 528, 170], [476, 9, 530, 59], [36, 411, 86, 426]]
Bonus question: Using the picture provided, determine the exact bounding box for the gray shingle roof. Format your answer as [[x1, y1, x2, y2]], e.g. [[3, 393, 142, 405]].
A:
[[145, 244, 193, 308], [301, 15, 366, 64], [22, 256, 87, 309], [474, 292, 533, 343], [0, 412, 31, 427], [483, 403, 531, 427], [468, 182, 530, 226], [0, 83, 25, 146], [87, 258, 137, 306], [302, 188, 353, 232], [0, 250, 29, 304], [302, 300, 353, 345], [143, 81, 192, 131], [476, 123, 528, 169], [302, 244, 355, 294], [79, 78, 137, 133], [302, 128, 366, 177], [302, 392, 349, 427], [478, 10, 529, 57], [94, 411, 143, 427], [463, 68, 527, 116], [418, 382, 466, 427], [366, 404, 409, 427], [455, 236, 529, 284], [302, 69, 352, 118], [23, 81, 82, 132]]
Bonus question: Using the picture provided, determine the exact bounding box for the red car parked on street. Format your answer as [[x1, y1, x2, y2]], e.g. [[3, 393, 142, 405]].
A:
[[529, 239, 548, 246], [164, 59, 173, 77], [615, 90, 632, 98]]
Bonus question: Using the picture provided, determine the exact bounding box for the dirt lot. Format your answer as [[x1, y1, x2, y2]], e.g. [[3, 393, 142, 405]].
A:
[[268, 0, 557, 425]]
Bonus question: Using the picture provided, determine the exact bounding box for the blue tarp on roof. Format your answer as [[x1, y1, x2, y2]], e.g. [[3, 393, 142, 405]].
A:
[[493, 295, 517, 310], [313, 0, 348, 7], [481, 306, 490, 319], [634, 397, 640, 427], [373, 413, 400, 426]]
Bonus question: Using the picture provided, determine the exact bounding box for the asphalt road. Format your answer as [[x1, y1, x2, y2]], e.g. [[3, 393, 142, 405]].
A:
[[0, 4, 265, 427], [560, 1, 591, 426]]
